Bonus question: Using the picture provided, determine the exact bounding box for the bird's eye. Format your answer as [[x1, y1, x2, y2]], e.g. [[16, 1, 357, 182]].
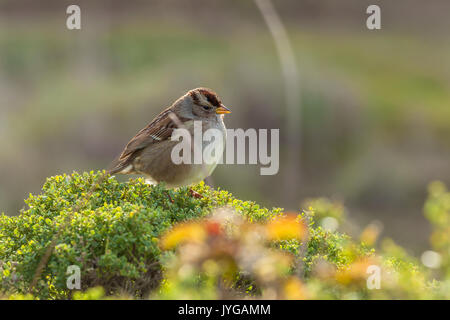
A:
[[202, 105, 212, 111]]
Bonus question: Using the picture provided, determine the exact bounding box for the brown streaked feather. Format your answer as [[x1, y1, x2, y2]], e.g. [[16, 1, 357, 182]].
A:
[[108, 109, 187, 174]]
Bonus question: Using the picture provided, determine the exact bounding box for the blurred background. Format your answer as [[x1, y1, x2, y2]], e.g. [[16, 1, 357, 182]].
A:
[[1, 0, 449, 255]]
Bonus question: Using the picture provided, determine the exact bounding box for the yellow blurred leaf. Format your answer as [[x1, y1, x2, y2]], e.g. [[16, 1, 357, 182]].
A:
[[360, 223, 382, 246], [283, 277, 308, 300], [335, 259, 375, 285], [266, 214, 307, 241], [161, 222, 207, 250]]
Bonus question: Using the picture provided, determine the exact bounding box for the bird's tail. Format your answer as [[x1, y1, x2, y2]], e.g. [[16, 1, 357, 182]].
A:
[[106, 156, 130, 175]]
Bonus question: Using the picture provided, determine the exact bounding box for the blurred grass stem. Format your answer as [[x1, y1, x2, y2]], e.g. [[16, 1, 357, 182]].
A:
[[255, 0, 301, 205]]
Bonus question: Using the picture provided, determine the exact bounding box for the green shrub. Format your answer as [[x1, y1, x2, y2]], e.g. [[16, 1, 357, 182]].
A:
[[0, 171, 283, 299], [0, 171, 449, 300]]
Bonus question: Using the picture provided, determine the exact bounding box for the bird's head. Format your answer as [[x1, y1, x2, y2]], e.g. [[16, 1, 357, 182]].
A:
[[174, 87, 231, 120]]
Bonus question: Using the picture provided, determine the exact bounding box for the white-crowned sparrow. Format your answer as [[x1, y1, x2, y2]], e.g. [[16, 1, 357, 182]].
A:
[[108, 88, 231, 187]]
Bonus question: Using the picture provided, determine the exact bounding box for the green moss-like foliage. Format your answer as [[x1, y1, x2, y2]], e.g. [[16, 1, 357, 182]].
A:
[[0, 171, 285, 299], [1, 171, 447, 300]]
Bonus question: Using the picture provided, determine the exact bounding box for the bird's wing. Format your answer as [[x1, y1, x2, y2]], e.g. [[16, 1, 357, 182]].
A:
[[108, 110, 186, 174]]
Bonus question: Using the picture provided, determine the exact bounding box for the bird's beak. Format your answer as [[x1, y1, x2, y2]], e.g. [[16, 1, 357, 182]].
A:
[[216, 104, 231, 114]]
